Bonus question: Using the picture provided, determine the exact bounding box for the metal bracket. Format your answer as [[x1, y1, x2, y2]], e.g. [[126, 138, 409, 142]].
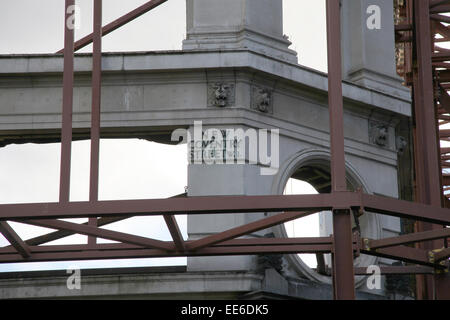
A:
[[363, 238, 371, 251], [429, 248, 449, 270], [429, 251, 435, 264]]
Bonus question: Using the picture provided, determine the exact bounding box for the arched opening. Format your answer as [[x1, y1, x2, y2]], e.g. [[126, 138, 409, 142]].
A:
[[273, 150, 381, 285], [283, 175, 331, 271]]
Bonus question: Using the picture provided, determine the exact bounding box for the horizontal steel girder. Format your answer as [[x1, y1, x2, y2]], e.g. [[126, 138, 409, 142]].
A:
[[0, 192, 449, 225]]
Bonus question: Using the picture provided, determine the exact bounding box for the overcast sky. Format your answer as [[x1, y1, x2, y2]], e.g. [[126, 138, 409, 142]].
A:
[[0, 0, 327, 272]]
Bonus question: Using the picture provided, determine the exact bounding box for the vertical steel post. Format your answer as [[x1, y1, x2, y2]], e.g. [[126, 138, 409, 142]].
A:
[[413, 0, 444, 300], [88, 0, 103, 245], [435, 273, 450, 300], [326, 0, 355, 300], [59, 0, 75, 203], [413, 0, 443, 210]]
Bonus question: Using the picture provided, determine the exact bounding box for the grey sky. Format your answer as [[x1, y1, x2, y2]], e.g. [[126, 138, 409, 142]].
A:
[[0, 0, 327, 69], [0, 0, 327, 271]]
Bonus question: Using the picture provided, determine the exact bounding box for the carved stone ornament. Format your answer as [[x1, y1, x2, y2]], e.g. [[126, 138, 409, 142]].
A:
[[252, 86, 273, 113], [207, 83, 235, 108], [369, 121, 389, 147], [396, 136, 407, 154]]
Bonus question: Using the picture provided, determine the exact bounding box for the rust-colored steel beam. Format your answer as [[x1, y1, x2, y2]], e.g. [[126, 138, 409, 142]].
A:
[[430, 13, 450, 23], [21, 215, 127, 246], [0, 193, 359, 220], [59, 0, 75, 204], [361, 245, 441, 268], [413, 0, 444, 207], [0, 228, 443, 272], [413, 0, 447, 299], [430, 4, 450, 14], [434, 37, 450, 42], [432, 52, 450, 62], [0, 222, 30, 259], [440, 131, 450, 139], [7, 194, 186, 247], [438, 89, 450, 113], [326, 0, 355, 300], [439, 129, 450, 138], [196, 244, 333, 256], [217, 237, 335, 247], [365, 228, 450, 249], [361, 194, 450, 225], [438, 107, 450, 115], [4, 238, 440, 267], [354, 265, 435, 275], [438, 116, 450, 122], [438, 87, 450, 113], [0, 237, 338, 255], [433, 247, 450, 262], [430, 0, 450, 8], [18, 219, 174, 251], [88, 0, 103, 246], [433, 62, 450, 68], [163, 215, 185, 251], [434, 22, 450, 40], [0, 242, 335, 264], [331, 209, 356, 299], [435, 273, 450, 299], [0, 243, 140, 254], [436, 70, 450, 82], [1, 192, 449, 224], [186, 210, 317, 251], [396, 35, 413, 43], [327, 14, 346, 193], [396, 24, 413, 31], [56, 0, 168, 53]]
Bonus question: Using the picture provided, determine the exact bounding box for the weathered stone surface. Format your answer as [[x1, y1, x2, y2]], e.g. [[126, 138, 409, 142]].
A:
[[183, 0, 297, 63], [341, 0, 408, 98]]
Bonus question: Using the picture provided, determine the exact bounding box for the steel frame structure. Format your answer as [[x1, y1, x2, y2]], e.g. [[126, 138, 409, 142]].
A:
[[0, 0, 449, 300], [395, 0, 450, 299]]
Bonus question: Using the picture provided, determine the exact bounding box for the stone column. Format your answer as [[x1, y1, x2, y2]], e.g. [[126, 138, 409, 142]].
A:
[[341, 0, 408, 97], [183, 0, 297, 63], [186, 124, 275, 272], [183, 0, 294, 272]]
